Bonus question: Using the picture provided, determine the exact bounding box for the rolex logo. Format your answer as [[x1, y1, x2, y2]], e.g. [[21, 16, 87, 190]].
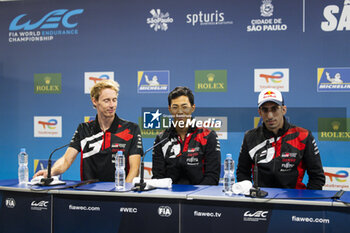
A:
[[207, 73, 215, 82], [331, 121, 341, 131], [44, 76, 51, 85]]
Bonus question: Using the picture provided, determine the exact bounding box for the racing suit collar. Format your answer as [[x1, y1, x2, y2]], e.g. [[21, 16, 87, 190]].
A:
[[169, 121, 197, 138], [94, 114, 120, 133], [262, 116, 290, 138]]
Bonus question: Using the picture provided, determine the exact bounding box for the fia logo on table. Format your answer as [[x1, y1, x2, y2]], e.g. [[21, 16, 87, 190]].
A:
[[84, 72, 114, 94], [158, 206, 172, 217], [5, 198, 16, 208], [321, 0, 350, 31], [147, 9, 174, 31]]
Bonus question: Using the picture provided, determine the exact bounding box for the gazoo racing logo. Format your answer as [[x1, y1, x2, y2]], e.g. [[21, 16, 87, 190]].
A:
[[321, 0, 350, 32], [9, 9, 84, 43]]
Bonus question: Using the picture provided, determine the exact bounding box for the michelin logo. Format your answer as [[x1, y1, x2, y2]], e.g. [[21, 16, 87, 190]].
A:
[[317, 68, 350, 92], [137, 71, 170, 93]]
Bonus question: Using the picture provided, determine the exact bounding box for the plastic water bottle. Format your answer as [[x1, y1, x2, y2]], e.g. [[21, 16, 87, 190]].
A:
[[115, 151, 125, 190], [18, 148, 29, 184], [223, 153, 235, 195]]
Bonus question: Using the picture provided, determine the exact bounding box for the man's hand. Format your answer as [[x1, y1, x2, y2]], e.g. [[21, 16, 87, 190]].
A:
[[33, 169, 48, 178]]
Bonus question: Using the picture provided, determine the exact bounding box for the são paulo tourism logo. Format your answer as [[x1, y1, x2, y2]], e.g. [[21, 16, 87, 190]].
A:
[[186, 10, 233, 26], [8, 9, 84, 43], [147, 9, 174, 31], [247, 0, 288, 32]]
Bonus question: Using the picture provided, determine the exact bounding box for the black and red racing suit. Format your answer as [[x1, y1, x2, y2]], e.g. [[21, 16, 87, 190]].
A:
[[69, 114, 143, 181], [152, 126, 221, 185], [236, 120, 325, 190]]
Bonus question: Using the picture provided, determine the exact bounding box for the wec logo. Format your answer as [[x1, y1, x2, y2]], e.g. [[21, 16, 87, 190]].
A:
[[9, 9, 84, 31], [31, 201, 49, 207], [244, 210, 268, 218]]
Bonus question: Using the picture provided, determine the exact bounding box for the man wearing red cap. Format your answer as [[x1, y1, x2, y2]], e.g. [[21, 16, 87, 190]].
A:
[[236, 88, 325, 189]]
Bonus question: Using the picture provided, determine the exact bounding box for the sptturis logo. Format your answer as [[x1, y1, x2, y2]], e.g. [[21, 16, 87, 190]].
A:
[[34, 116, 62, 138], [84, 72, 114, 94], [186, 10, 233, 26], [9, 9, 84, 43], [254, 68, 289, 92]]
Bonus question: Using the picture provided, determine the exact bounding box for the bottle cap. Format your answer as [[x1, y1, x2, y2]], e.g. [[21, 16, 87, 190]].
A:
[[117, 151, 123, 155], [20, 148, 26, 153], [226, 153, 232, 159]]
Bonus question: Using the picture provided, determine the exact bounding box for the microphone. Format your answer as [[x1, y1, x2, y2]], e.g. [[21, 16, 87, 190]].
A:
[[248, 146, 268, 198], [40, 144, 69, 186], [133, 135, 170, 191]]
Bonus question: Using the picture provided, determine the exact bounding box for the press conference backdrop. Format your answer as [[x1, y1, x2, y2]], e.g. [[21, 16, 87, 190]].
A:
[[0, 0, 349, 190]]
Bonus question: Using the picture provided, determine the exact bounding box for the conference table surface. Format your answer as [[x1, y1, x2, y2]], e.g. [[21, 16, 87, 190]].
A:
[[0, 179, 349, 207]]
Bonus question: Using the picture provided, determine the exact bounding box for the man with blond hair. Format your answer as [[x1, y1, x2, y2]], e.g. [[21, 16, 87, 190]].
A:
[[34, 80, 143, 182]]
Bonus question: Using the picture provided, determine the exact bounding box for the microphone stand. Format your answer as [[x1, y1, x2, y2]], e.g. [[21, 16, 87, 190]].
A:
[[133, 137, 169, 191], [40, 144, 69, 186], [249, 154, 268, 198]]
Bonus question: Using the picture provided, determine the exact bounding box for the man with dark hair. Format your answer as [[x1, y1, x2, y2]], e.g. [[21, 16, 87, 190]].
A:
[[152, 86, 221, 185], [236, 88, 325, 189]]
